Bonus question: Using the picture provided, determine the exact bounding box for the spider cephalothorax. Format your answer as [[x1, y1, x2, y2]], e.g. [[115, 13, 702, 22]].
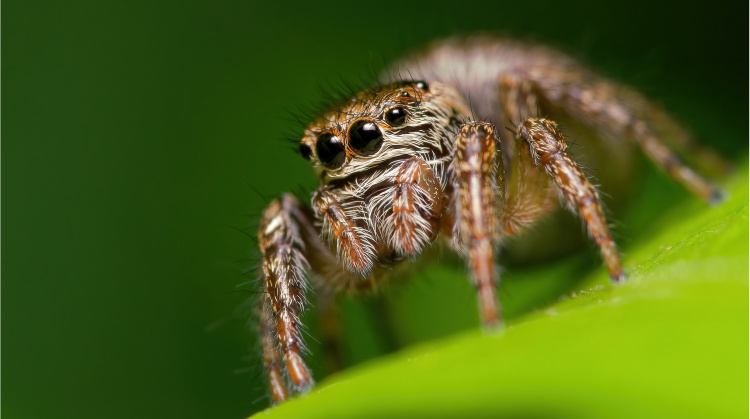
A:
[[297, 81, 468, 278], [253, 35, 725, 405]]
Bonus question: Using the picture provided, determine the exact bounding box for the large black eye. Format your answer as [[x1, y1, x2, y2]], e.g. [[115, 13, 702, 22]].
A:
[[348, 120, 383, 155], [298, 143, 312, 160], [315, 133, 346, 169], [385, 107, 406, 126], [415, 80, 429, 91]]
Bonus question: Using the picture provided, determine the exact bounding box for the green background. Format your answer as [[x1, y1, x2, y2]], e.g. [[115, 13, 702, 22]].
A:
[[4, 1, 747, 419]]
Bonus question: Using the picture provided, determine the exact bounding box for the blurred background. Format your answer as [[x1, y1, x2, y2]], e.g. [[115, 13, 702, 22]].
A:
[[4, 1, 746, 418]]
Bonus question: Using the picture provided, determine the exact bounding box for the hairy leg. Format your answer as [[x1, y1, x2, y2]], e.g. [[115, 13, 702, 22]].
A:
[[518, 118, 625, 281], [497, 74, 559, 236], [453, 122, 502, 326], [259, 298, 289, 403], [527, 67, 723, 203], [257, 191, 366, 402], [257, 195, 315, 403]]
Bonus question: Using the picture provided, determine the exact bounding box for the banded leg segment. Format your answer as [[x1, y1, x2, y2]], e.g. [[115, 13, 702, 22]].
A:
[[259, 298, 289, 403], [258, 194, 314, 403], [453, 123, 502, 326], [527, 67, 723, 203], [518, 118, 625, 281], [497, 74, 559, 236]]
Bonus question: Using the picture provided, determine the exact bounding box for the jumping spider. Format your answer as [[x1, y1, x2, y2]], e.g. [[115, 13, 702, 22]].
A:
[[254, 36, 725, 404]]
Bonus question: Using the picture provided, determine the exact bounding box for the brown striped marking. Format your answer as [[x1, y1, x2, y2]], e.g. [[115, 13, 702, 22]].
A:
[[258, 198, 314, 395], [520, 118, 625, 281], [453, 123, 501, 325]]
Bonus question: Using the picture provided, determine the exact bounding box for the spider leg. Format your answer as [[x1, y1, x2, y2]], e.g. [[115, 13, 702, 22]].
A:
[[527, 68, 724, 203], [257, 194, 315, 403], [259, 297, 289, 403], [453, 122, 502, 326], [257, 193, 359, 402], [632, 121, 724, 203], [497, 74, 559, 235], [518, 118, 625, 282], [646, 103, 729, 178]]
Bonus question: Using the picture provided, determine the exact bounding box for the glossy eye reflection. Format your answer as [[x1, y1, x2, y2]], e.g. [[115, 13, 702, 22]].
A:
[[349, 120, 383, 155], [415, 80, 429, 91], [315, 133, 346, 169], [385, 107, 406, 126], [299, 143, 312, 160]]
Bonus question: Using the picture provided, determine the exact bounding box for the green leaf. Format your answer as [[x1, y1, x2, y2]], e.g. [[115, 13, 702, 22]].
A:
[[253, 163, 749, 419]]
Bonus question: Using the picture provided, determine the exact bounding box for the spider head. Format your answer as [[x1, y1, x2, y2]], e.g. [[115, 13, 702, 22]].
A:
[[299, 80, 469, 185]]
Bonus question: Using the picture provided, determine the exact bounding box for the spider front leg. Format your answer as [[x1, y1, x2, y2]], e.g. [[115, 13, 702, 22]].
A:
[[453, 123, 502, 327], [259, 297, 289, 402], [257, 193, 359, 403], [257, 194, 316, 403], [518, 118, 625, 281]]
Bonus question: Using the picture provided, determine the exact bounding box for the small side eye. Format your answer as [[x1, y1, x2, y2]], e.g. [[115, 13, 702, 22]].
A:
[[315, 134, 346, 169], [349, 120, 383, 155], [299, 143, 312, 160], [415, 81, 429, 91], [385, 107, 407, 126]]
